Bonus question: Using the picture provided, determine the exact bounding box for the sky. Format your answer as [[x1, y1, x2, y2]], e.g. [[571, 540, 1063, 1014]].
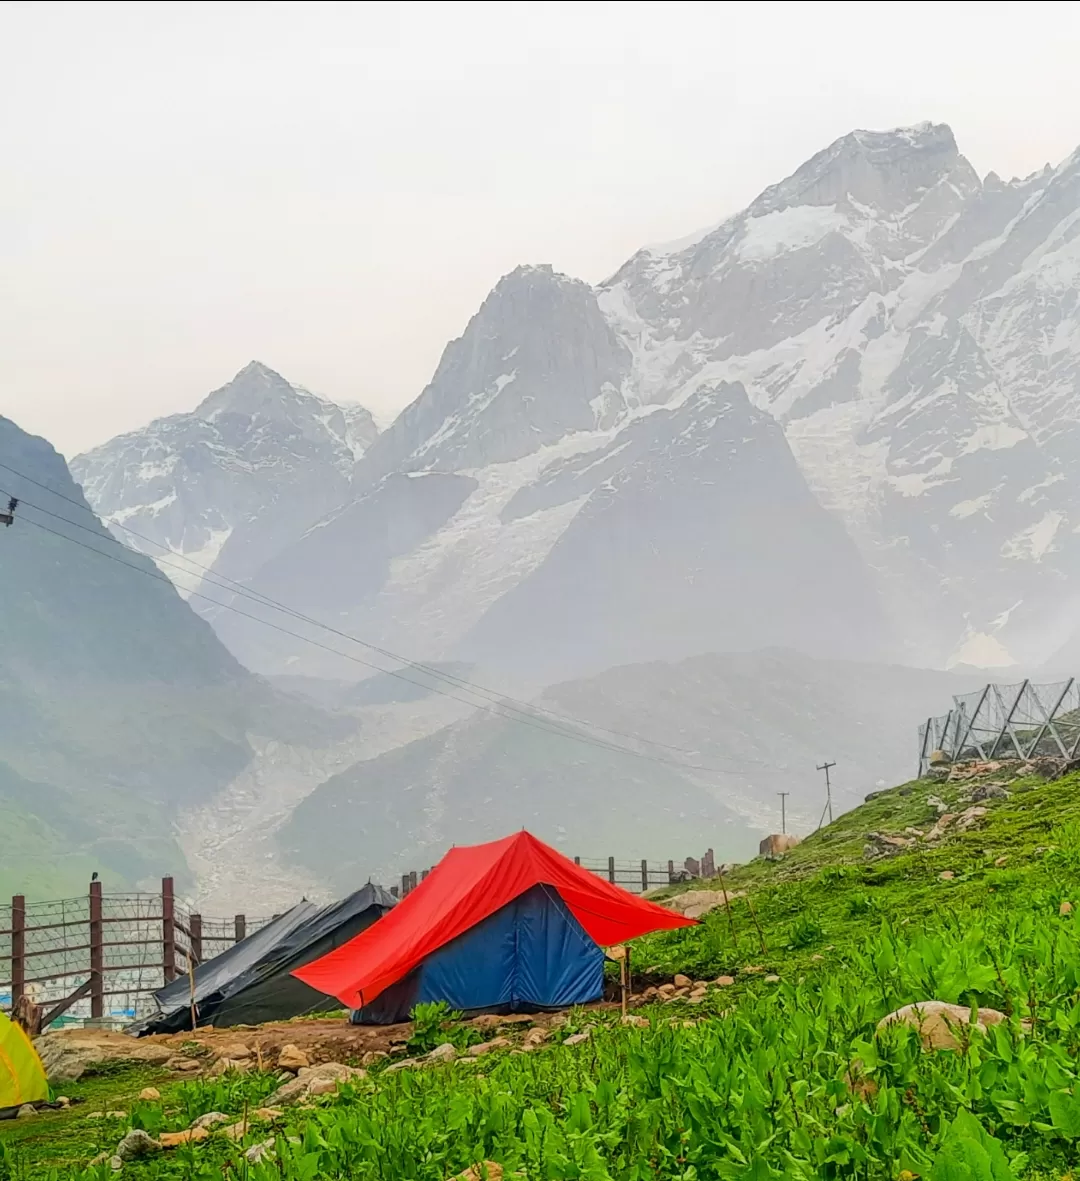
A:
[[2, 0, 1080, 458]]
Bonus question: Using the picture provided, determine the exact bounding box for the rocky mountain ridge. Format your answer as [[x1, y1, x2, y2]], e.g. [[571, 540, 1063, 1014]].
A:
[[71, 361, 379, 604], [183, 121, 1080, 683]]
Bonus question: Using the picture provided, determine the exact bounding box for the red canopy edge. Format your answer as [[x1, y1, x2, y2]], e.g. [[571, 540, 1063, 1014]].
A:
[[292, 831, 696, 1009]]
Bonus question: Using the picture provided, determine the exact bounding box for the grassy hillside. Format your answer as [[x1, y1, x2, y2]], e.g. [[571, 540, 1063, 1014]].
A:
[[9, 759, 1080, 1179], [0, 416, 350, 898]]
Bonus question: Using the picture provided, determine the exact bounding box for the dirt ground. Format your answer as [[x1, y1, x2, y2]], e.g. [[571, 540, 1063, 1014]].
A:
[[37, 1003, 621, 1073]]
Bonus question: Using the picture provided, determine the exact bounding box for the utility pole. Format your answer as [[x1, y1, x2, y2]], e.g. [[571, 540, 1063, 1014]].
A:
[[777, 791, 790, 835], [817, 761, 836, 825]]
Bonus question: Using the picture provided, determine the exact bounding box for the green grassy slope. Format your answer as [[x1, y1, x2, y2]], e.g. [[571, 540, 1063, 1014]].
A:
[[8, 760, 1080, 1180]]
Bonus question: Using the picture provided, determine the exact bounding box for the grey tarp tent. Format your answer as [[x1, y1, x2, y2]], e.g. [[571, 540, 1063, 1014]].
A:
[[133, 883, 396, 1034]]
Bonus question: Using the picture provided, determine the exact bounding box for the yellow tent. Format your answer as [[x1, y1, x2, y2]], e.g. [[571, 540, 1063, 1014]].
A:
[[0, 1010, 48, 1112]]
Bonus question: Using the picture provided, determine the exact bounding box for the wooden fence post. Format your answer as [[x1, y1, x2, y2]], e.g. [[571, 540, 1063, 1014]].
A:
[[607, 857, 615, 884], [401, 873, 410, 897], [409, 870, 418, 893], [234, 915, 246, 944], [390, 885, 399, 899], [89, 880, 104, 1020], [190, 914, 203, 965], [640, 860, 648, 892], [11, 895, 25, 1007], [667, 860, 675, 884], [421, 869, 429, 881], [162, 876, 176, 984], [574, 856, 581, 865]]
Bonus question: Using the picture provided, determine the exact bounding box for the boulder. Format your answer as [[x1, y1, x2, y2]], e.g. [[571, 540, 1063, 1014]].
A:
[[928, 750, 950, 767], [657, 983, 676, 997], [138, 1087, 161, 1102], [522, 1028, 549, 1051], [361, 1050, 390, 1066], [427, 1043, 457, 1063], [116, 1130, 162, 1161], [165, 1056, 202, 1072], [673, 974, 691, 988], [454, 1164, 503, 1181], [298, 1063, 364, 1083], [191, 1112, 231, 1131], [384, 1057, 419, 1073], [955, 806, 988, 832], [246, 1139, 275, 1164], [307, 1078, 339, 1097], [208, 1057, 250, 1077], [877, 1001, 1009, 1051], [277, 1044, 309, 1071], [563, 1030, 591, 1047], [160, 1128, 209, 1147], [16, 1104, 36, 1119], [759, 834, 801, 858], [715, 975, 735, 987], [264, 1077, 312, 1107], [217, 1041, 252, 1061], [468, 1037, 512, 1057], [972, 784, 1010, 802]]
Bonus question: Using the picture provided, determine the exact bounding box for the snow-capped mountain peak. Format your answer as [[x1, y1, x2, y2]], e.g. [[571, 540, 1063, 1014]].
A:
[[72, 363, 380, 600]]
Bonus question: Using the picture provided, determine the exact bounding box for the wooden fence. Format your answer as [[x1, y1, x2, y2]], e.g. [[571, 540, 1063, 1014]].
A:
[[0, 878, 269, 1023]]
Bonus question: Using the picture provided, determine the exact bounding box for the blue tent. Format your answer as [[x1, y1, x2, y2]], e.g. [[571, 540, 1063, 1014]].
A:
[[352, 883, 604, 1024]]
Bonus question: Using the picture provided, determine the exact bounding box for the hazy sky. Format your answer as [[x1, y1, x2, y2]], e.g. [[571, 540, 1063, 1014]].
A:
[[3, 0, 1080, 457]]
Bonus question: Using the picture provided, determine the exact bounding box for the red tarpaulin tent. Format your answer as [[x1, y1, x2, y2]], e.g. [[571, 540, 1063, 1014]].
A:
[[293, 831, 696, 1011]]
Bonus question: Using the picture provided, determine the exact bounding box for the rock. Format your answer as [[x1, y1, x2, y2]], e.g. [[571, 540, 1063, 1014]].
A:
[[116, 1130, 162, 1161], [361, 1050, 390, 1066], [972, 784, 1010, 802], [254, 1107, 285, 1122], [878, 1001, 1009, 1051], [764, 975, 781, 984], [276, 1043, 309, 1071], [810, 954, 825, 962], [217, 1042, 252, 1061], [741, 965, 764, 975], [955, 806, 988, 832], [298, 1062, 365, 1083], [165, 1056, 202, 1072], [138, 1087, 161, 1102], [522, 1028, 549, 1050], [160, 1128, 209, 1147], [454, 1163, 504, 1181], [864, 832, 915, 860], [470, 1014, 503, 1031], [564, 1030, 592, 1047], [191, 1111, 231, 1130], [715, 975, 735, 987], [1061, 901, 1074, 915], [938, 871, 955, 881], [928, 750, 950, 767], [468, 1037, 512, 1057], [384, 1057, 419, 1073], [109, 1156, 123, 1172], [209, 1057, 251, 1076], [673, 974, 691, 988], [864, 789, 884, 802], [759, 833, 801, 858], [427, 1042, 457, 1063], [657, 983, 676, 997], [993, 855, 1010, 868], [264, 1077, 311, 1107], [55, 1096, 71, 1108], [621, 1014, 650, 1027], [926, 795, 948, 812], [664, 889, 744, 918], [16, 1103, 36, 1119], [308, 1078, 339, 1096], [246, 1139, 275, 1164]]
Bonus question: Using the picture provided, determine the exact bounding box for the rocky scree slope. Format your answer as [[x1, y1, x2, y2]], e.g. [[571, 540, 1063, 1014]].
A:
[[277, 648, 983, 893], [216, 123, 1080, 682]]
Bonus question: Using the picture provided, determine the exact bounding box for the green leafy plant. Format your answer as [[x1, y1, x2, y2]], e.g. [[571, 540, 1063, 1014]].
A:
[[787, 913, 825, 948]]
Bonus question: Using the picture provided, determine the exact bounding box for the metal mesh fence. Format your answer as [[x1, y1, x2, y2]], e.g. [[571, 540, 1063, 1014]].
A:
[[918, 678, 1080, 775]]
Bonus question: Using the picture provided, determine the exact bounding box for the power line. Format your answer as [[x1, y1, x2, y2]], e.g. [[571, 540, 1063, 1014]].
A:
[[0, 459, 766, 770], [15, 511, 764, 777]]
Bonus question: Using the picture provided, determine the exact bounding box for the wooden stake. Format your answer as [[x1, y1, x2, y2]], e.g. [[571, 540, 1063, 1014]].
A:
[[714, 863, 740, 951]]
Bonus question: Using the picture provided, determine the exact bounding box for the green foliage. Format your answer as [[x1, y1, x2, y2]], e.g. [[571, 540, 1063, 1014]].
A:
[[787, 912, 825, 948], [407, 1001, 480, 1054]]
